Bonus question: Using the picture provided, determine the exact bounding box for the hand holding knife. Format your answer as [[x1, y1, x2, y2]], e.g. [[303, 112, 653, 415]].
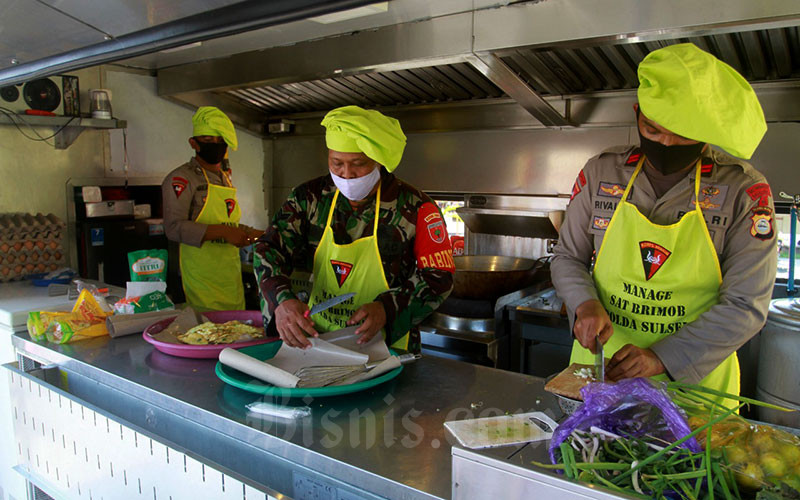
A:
[[304, 292, 356, 318], [595, 334, 605, 382]]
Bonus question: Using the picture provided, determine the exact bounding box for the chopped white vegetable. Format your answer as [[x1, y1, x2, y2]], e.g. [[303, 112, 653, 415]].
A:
[[573, 368, 596, 380]]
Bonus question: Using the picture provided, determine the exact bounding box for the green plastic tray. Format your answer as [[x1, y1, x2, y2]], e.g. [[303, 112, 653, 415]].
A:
[[214, 341, 403, 398]]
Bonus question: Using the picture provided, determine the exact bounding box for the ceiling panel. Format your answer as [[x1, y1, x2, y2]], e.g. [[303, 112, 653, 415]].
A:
[[0, 0, 107, 71], [119, 0, 486, 69], [38, 0, 248, 37]]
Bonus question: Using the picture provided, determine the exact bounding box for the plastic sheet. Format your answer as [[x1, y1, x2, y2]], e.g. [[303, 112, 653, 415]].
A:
[[549, 378, 699, 463]]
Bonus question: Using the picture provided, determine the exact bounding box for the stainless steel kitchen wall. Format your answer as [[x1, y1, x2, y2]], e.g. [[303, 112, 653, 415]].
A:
[[266, 122, 800, 214], [268, 127, 632, 213]]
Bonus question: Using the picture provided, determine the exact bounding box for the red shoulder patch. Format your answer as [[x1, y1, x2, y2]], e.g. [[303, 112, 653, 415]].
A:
[[569, 169, 587, 201], [746, 183, 772, 207], [172, 176, 188, 198], [415, 202, 455, 272], [625, 150, 642, 166]]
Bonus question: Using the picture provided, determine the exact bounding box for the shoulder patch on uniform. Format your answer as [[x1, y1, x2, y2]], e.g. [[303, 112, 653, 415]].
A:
[[569, 170, 587, 201], [746, 183, 772, 207], [171, 176, 188, 198], [750, 206, 774, 240], [597, 182, 626, 198], [424, 211, 446, 244], [415, 202, 455, 272]]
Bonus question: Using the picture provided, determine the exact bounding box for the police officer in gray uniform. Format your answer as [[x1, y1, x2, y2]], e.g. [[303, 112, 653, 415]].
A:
[[551, 44, 776, 401]]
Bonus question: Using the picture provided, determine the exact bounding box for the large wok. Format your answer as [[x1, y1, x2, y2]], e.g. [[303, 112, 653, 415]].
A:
[[451, 255, 544, 300]]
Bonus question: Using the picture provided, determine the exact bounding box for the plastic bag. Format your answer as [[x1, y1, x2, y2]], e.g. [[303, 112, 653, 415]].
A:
[[113, 290, 175, 315], [27, 311, 70, 341], [27, 290, 111, 343], [549, 378, 699, 463], [128, 249, 168, 282], [689, 414, 800, 491], [74, 280, 112, 312]]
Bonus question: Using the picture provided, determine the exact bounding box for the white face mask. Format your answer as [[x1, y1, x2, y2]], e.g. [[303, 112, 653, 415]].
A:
[[330, 167, 380, 201]]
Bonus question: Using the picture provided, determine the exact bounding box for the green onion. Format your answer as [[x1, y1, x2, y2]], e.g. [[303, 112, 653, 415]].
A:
[[712, 463, 734, 500], [676, 479, 698, 500], [531, 461, 630, 471], [590, 469, 651, 499], [642, 470, 708, 480], [560, 442, 576, 479], [667, 382, 793, 412], [613, 403, 744, 485], [694, 454, 705, 499], [706, 420, 714, 500]]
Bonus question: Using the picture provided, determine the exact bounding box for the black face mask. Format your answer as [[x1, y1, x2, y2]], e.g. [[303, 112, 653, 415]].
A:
[[637, 128, 705, 175], [194, 139, 227, 165]]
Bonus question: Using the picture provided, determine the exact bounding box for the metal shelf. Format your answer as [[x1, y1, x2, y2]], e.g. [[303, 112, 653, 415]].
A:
[[0, 114, 127, 149]]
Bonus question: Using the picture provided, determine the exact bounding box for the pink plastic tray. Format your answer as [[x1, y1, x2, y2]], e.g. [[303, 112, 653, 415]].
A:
[[142, 310, 278, 359]]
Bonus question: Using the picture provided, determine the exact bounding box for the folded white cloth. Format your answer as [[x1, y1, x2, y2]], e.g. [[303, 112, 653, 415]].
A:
[[218, 348, 299, 388]]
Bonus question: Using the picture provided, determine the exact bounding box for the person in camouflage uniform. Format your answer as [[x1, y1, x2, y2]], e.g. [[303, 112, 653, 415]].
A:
[[254, 106, 454, 353]]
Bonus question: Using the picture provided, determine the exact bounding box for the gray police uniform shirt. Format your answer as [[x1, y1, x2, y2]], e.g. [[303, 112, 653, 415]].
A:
[[551, 145, 777, 384], [161, 157, 235, 248]]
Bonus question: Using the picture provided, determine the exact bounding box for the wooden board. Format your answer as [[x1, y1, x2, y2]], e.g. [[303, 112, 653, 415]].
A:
[[544, 363, 601, 401]]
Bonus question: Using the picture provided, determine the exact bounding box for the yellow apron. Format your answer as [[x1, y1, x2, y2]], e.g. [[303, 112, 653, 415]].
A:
[[308, 183, 409, 350], [179, 168, 245, 312], [571, 158, 740, 408]]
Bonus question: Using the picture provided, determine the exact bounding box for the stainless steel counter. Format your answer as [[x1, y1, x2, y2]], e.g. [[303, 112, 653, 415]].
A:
[[9, 331, 566, 499]]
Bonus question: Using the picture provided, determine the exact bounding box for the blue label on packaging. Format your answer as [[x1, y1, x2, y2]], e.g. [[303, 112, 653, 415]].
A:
[[90, 228, 104, 247]]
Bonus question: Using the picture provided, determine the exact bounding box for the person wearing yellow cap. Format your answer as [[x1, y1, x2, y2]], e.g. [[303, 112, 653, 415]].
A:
[[551, 43, 776, 407], [253, 105, 455, 352], [161, 106, 264, 311]]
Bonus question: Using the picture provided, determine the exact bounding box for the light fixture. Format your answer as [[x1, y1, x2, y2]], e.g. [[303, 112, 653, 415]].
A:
[[309, 2, 388, 24], [159, 41, 203, 54]]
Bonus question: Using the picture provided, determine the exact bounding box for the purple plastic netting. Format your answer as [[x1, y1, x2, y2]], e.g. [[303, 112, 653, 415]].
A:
[[548, 378, 700, 463]]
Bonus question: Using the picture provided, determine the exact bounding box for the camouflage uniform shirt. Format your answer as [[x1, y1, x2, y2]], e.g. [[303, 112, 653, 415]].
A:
[[254, 168, 455, 352]]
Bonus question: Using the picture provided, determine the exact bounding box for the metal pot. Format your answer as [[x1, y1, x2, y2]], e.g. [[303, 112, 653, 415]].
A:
[[451, 255, 543, 300], [756, 297, 800, 427]]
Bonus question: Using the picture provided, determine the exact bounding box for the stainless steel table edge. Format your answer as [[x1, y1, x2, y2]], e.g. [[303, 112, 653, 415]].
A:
[[9, 333, 458, 499], [4, 362, 287, 500], [452, 446, 639, 499], [10, 334, 364, 480]]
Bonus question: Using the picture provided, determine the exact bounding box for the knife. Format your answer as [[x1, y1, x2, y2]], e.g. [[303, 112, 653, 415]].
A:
[[595, 335, 605, 382], [304, 292, 356, 318]]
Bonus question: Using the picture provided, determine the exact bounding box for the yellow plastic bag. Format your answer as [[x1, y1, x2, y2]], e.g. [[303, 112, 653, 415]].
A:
[[27, 311, 70, 342], [27, 290, 111, 344]]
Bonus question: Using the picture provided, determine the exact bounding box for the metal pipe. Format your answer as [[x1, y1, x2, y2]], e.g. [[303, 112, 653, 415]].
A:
[[789, 203, 797, 296], [0, 0, 379, 86], [779, 192, 800, 296]]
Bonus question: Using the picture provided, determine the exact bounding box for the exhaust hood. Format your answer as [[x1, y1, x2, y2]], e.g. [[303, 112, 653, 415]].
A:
[[2, 0, 798, 131], [154, 0, 800, 131]]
